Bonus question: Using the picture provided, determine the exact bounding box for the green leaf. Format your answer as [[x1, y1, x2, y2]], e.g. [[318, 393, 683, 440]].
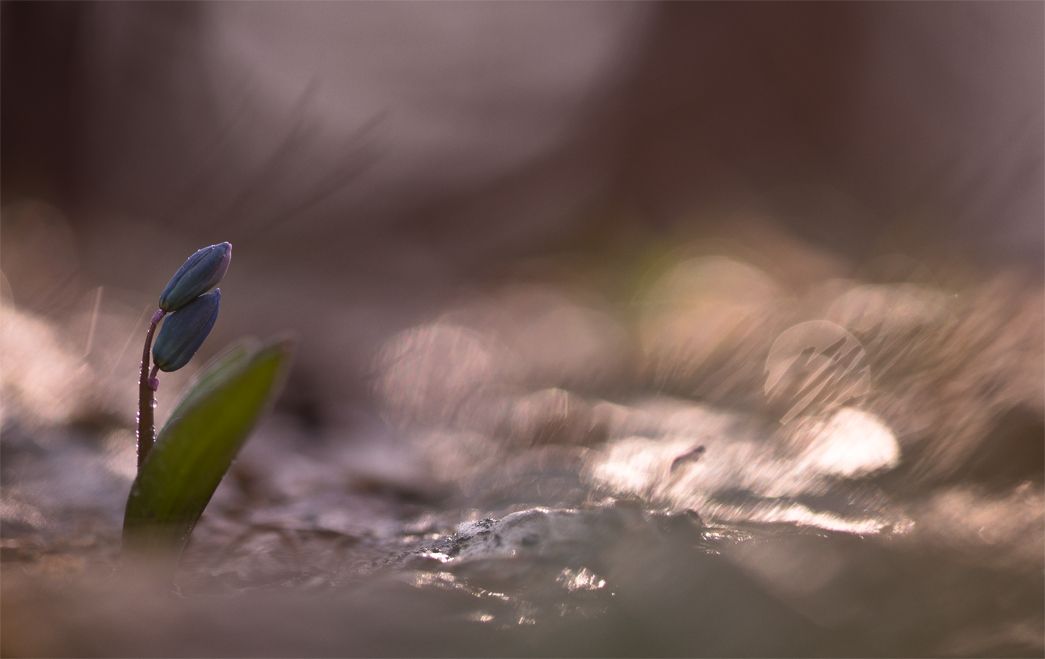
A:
[[164, 338, 258, 421], [123, 337, 294, 556]]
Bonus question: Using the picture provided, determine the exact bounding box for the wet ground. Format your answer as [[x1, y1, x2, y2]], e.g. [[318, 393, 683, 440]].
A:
[[2, 248, 1043, 657]]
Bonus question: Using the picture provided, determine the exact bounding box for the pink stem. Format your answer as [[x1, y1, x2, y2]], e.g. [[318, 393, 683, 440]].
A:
[[137, 309, 165, 470]]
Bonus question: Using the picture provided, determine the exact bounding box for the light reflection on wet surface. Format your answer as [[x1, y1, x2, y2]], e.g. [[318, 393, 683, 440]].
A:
[[557, 567, 606, 592], [1, 240, 1042, 656]]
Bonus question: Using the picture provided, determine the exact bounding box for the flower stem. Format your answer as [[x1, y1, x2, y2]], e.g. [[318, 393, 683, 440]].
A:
[[137, 309, 165, 470]]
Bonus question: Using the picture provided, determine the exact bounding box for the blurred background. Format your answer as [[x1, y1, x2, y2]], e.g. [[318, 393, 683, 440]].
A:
[[2, 2, 1042, 656]]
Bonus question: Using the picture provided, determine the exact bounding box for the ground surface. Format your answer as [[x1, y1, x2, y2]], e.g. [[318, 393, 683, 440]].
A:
[[2, 251, 1042, 657]]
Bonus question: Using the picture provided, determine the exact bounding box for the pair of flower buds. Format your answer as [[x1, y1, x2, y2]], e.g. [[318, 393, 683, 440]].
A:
[[152, 242, 231, 373]]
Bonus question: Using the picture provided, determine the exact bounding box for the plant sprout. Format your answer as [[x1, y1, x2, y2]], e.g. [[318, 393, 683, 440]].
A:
[[124, 242, 292, 558]]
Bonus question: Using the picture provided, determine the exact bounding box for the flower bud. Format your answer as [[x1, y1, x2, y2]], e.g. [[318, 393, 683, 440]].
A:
[[158, 242, 231, 312], [153, 290, 221, 372]]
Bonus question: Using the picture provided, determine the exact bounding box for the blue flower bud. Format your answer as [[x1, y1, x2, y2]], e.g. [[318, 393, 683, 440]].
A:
[[158, 242, 231, 312], [153, 290, 221, 372]]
